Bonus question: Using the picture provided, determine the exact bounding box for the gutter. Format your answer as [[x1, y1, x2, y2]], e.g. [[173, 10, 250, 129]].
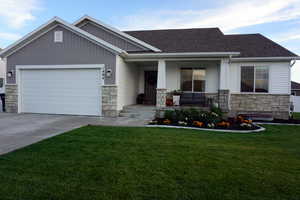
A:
[[230, 56, 300, 62], [124, 52, 241, 59]]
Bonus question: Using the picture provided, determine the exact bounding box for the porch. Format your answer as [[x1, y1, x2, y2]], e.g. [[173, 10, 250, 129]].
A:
[[122, 59, 230, 111]]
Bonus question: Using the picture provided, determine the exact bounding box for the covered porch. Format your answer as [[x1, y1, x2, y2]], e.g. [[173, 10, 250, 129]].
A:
[[123, 58, 231, 112]]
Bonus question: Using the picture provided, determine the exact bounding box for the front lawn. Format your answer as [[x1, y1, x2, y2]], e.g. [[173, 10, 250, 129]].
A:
[[0, 126, 300, 200], [293, 112, 300, 119]]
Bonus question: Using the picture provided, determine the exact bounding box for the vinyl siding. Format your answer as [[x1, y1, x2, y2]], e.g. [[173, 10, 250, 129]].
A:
[[116, 56, 139, 110], [79, 21, 148, 52], [6, 25, 116, 85], [229, 62, 291, 94]]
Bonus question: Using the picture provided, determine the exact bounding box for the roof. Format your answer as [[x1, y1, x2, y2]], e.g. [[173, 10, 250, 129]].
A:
[[292, 81, 300, 90], [125, 28, 298, 57], [73, 15, 161, 52]]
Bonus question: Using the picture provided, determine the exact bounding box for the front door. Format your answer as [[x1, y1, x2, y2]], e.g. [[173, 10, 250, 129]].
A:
[[144, 71, 157, 105]]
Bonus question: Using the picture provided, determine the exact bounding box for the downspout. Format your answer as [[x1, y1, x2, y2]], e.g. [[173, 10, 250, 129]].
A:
[[290, 59, 296, 68]]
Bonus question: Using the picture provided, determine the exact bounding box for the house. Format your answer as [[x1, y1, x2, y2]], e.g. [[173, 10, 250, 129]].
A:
[[0, 15, 299, 119], [291, 81, 300, 96], [0, 48, 4, 94]]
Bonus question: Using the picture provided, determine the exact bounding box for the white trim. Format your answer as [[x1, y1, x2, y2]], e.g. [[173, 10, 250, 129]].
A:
[[0, 17, 126, 58], [231, 92, 290, 95], [78, 20, 155, 52], [73, 15, 162, 52], [16, 64, 105, 114], [231, 57, 300, 62], [125, 52, 241, 59], [16, 64, 104, 70], [125, 58, 224, 62]]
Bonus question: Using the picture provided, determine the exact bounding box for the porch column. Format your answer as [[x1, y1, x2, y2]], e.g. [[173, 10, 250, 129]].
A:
[[219, 58, 230, 90], [156, 59, 167, 108], [219, 58, 230, 112]]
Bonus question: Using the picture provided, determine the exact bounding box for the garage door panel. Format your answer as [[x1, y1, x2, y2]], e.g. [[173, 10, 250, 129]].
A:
[[20, 68, 102, 116]]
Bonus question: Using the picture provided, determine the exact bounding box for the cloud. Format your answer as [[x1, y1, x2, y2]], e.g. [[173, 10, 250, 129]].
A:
[[0, 0, 41, 29], [0, 32, 22, 41], [120, 0, 300, 31], [274, 30, 300, 42]]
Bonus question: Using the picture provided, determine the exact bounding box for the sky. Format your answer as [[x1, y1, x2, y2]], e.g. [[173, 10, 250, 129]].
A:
[[0, 0, 299, 82]]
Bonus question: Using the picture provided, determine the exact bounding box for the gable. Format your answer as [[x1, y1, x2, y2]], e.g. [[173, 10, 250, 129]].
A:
[[77, 20, 150, 52], [0, 17, 125, 59], [6, 25, 117, 85]]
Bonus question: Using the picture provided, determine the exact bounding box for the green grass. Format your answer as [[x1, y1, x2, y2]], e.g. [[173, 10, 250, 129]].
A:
[[0, 126, 300, 200], [293, 112, 300, 119]]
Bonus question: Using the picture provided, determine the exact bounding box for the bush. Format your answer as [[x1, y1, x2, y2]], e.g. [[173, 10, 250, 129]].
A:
[[210, 106, 223, 119]]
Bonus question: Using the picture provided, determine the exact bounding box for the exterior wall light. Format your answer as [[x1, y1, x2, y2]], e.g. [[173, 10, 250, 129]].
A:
[[106, 69, 112, 77], [7, 71, 13, 78]]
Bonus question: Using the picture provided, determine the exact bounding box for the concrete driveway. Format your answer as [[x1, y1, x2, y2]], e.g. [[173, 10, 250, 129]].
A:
[[0, 113, 101, 155]]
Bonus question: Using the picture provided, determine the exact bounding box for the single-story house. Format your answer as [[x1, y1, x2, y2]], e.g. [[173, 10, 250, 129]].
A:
[[292, 81, 300, 96], [0, 15, 299, 119]]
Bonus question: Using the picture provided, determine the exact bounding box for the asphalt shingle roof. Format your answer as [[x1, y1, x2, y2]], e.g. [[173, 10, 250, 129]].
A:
[[292, 81, 300, 90], [125, 28, 297, 57]]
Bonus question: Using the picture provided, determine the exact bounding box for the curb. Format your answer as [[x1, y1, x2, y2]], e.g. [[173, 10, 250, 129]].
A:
[[145, 125, 266, 133]]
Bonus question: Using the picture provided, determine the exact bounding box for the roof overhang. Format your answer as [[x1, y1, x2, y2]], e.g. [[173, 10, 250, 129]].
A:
[[73, 15, 162, 52], [0, 17, 127, 58], [230, 56, 300, 62], [124, 52, 240, 61]]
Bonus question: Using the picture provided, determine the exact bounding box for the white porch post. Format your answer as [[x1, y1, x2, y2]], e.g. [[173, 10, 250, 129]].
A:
[[156, 59, 167, 107], [219, 58, 230, 90], [219, 58, 230, 111], [157, 59, 166, 89]]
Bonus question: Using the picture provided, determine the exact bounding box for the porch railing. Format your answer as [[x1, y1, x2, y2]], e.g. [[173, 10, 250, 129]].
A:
[[179, 93, 213, 107]]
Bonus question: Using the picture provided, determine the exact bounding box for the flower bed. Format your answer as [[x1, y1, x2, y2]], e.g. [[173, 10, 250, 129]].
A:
[[149, 108, 261, 131]]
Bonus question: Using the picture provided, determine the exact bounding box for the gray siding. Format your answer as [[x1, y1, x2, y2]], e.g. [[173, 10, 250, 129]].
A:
[[79, 21, 148, 52], [7, 25, 116, 85]]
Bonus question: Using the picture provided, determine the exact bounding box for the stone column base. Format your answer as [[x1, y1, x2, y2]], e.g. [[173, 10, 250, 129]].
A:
[[218, 89, 230, 112], [5, 84, 18, 113], [101, 85, 119, 117], [156, 88, 167, 108]]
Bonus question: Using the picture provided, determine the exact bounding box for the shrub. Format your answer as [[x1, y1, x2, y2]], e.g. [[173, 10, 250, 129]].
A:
[[210, 106, 223, 118], [164, 110, 175, 120]]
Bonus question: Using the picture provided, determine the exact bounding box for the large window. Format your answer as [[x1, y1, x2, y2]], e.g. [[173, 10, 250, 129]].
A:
[[0, 78, 3, 88], [241, 66, 269, 93], [181, 68, 205, 92]]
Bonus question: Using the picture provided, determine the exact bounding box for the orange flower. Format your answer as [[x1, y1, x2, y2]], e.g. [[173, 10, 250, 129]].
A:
[[163, 119, 171, 125], [193, 121, 204, 127], [217, 121, 230, 128]]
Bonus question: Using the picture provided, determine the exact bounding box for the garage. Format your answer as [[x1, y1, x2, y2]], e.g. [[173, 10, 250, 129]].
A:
[[17, 65, 103, 116]]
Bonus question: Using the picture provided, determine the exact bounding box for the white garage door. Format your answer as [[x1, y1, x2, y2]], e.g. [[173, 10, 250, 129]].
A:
[[20, 68, 102, 116]]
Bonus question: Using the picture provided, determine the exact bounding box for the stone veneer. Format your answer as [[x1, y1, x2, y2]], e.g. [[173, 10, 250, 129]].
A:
[[156, 88, 167, 108], [218, 90, 230, 112], [5, 84, 18, 113], [101, 85, 119, 117], [230, 94, 290, 120]]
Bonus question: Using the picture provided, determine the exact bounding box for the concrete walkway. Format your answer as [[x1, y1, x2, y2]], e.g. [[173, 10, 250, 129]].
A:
[[0, 113, 149, 155]]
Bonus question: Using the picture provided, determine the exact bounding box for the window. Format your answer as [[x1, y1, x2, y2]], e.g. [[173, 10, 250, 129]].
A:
[[241, 66, 269, 93], [0, 78, 3, 88], [54, 31, 63, 42], [181, 68, 205, 92]]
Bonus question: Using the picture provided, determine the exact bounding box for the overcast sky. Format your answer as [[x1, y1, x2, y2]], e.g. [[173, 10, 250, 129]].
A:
[[0, 0, 299, 82]]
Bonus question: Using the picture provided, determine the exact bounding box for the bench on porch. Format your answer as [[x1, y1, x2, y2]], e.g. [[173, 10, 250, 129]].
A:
[[179, 93, 212, 107]]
